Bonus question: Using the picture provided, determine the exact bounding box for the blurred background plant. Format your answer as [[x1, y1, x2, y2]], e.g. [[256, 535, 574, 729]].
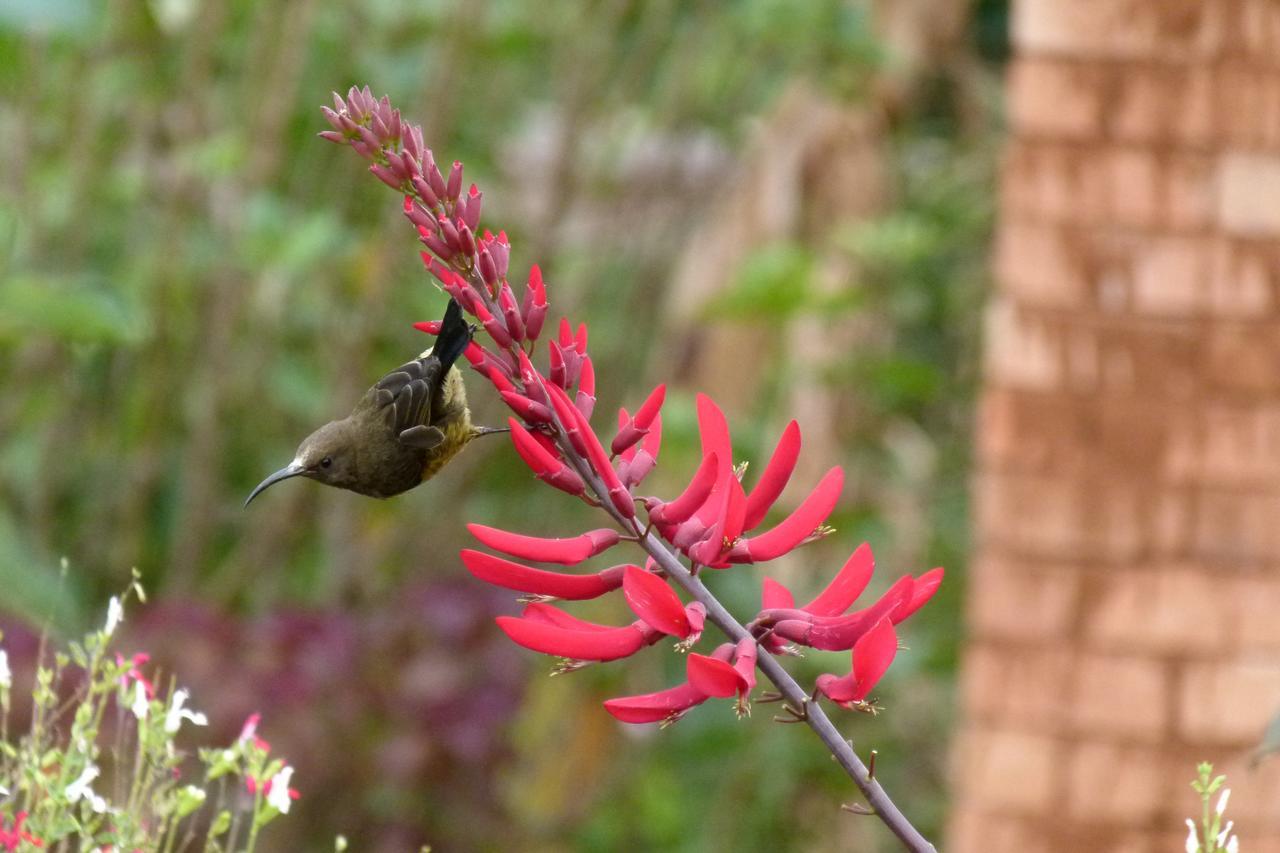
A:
[[0, 0, 1004, 849]]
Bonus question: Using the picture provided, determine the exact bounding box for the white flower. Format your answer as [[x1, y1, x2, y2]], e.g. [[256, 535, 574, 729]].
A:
[[1216, 788, 1231, 816], [104, 597, 123, 637], [131, 681, 149, 720], [1186, 819, 1199, 853], [1227, 835, 1239, 853], [66, 764, 109, 813], [1217, 820, 1234, 847], [0, 784, 8, 797], [164, 688, 208, 734], [0, 650, 10, 690], [267, 765, 295, 814]]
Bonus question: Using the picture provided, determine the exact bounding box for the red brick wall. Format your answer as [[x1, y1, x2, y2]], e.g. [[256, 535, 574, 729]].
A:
[[950, 1, 1280, 849]]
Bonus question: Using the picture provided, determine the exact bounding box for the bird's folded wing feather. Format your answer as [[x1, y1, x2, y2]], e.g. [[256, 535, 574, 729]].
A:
[[373, 357, 445, 447]]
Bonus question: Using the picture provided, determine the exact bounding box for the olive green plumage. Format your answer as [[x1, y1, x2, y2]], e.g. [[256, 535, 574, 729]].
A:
[[246, 300, 496, 504]]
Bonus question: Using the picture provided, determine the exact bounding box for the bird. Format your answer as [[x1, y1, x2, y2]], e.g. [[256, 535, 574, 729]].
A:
[[245, 299, 502, 505]]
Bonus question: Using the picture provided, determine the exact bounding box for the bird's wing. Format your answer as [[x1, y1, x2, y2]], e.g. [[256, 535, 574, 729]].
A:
[[372, 357, 446, 449]]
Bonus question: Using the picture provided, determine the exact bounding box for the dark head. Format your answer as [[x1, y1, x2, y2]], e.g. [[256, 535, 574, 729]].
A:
[[244, 420, 361, 506]]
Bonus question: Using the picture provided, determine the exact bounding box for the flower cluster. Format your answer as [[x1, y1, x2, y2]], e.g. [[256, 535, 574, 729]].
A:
[[0, 587, 298, 852], [1186, 763, 1238, 853], [320, 86, 944, 728]]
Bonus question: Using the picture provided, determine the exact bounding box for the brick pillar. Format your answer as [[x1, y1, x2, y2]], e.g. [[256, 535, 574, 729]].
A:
[[950, 2, 1280, 850]]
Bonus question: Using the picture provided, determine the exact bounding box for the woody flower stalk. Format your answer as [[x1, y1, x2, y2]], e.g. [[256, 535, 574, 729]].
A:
[[321, 86, 943, 852]]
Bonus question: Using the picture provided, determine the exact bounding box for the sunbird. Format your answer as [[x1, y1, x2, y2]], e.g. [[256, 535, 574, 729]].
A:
[[245, 299, 501, 504]]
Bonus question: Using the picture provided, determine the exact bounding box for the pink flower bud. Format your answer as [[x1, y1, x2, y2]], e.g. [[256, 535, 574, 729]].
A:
[[576, 390, 596, 422], [477, 248, 499, 286], [500, 391, 553, 424], [320, 106, 343, 131], [509, 418, 584, 495], [490, 231, 510, 279], [548, 343, 567, 388], [460, 184, 482, 231], [498, 284, 525, 342], [742, 420, 800, 532], [726, 468, 843, 563], [622, 566, 690, 637], [404, 125, 423, 160], [445, 160, 463, 202], [356, 125, 382, 152], [426, 159, 447, 200], [397, 149, 420, 179], [403, 197, 433, 230], [460, 550, 624, 600], [411, 176, 439, 208], [457, 222, 477, 258], [467, 524, 619, 565], [317, 130, 346, 144], [523, 266, 548, 340], [369, 164, 402, 190], [437, 216, 461, 251]]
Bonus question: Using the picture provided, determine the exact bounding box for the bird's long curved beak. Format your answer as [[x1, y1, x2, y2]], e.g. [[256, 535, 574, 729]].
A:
[[245, 462, 306, 507]]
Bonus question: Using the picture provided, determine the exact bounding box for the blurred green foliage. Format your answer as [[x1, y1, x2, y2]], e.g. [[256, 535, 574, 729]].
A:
[[0, 0, 1002, 849]]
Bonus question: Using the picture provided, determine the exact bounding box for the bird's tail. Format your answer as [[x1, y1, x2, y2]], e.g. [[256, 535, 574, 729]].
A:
[[433, 298, 473, 372]]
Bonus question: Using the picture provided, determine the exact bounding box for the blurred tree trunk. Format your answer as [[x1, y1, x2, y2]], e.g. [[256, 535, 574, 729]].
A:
[[952, 1, 1280, 849]]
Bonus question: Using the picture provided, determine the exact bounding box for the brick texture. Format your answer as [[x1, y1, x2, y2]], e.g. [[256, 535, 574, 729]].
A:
[[951, 1, 1280, 849]]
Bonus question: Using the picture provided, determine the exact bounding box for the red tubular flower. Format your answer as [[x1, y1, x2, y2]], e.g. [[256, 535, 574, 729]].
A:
[[647, 452, 720, 526], [522, 265, 548, 341], [742, 420, 801, 531], [548, 383, 635, 519], [815, 617, 898, 708], [895, 567, 944, 623], [622, 565, 690, 637], [611, 384, 666, 456], [500, 391, 553, 425], [688, 475, 746, 568], [687, 647, 741, 698], [508, 419, 584, 495], [770, 575, 914, 651], [603, 681, 709, 724], [726, 467, 843, 563], [496, 608, 653, 661], [460, 550, 626, 600], [802, 542, 874, 616], [473, 300, 512, 349], [545, 379, 591, 457], [467, 524, 619, 565], [548, 342, 567, 387], [498, 283, 525, 342]]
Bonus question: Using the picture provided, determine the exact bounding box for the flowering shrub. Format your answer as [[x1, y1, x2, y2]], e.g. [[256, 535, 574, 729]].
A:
[[321, 86, 944, 851], [0, 583, 297, 851]]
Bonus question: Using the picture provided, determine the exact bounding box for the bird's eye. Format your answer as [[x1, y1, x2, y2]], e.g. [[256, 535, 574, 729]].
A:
[[321, 456, 333, 469]]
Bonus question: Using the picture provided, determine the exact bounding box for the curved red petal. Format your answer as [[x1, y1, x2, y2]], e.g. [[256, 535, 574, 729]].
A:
[[648, 452, 720, 526], [695, 394, 733, 490], [521, 601, 613, 631], [622, 566, 690, 637], [742, 420, 800, 531], [467, 524, 618, 565], [816, 672, 859, 704], [802, 542, 875, 616], [603, 682, 708, 724], [460, 550, 625, 600], [641, 411, 662, 458], [731, 637, 758, 692], [761, 577, 796, 610], [686, 654, 741, 698], [894, 567, 944, 623], [728, 467, 844, 563], [633, 384, 666, 430], [851, 617, 898, 701], [496, 616, 645, 661]]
